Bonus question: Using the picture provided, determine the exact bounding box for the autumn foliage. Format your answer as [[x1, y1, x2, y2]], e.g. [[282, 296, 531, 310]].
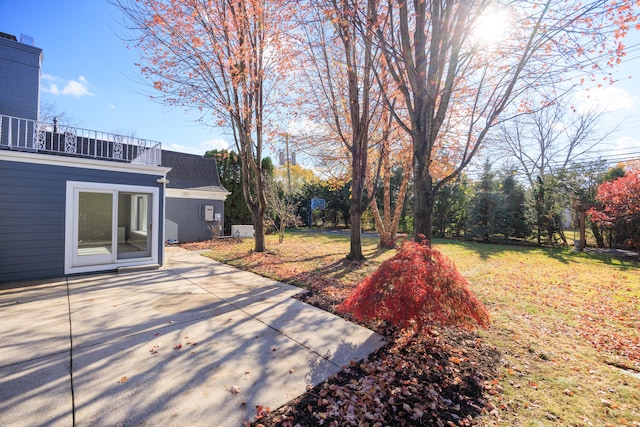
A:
[[588, 170, 640, 254], [338, 240, 490, 333]]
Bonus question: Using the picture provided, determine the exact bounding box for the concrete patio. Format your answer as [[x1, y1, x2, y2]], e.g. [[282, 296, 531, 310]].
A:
[[0, 247, 385, 426]]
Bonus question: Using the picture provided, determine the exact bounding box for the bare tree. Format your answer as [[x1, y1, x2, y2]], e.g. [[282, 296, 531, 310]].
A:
[[38, 101, 77, 128], [365, 104, 413, 248], [367, 0, 636, 242], [300, 0, 383, 260], [112, 0, 296, 252], [264, 175, 302, 243], [496, 96, 613, 187]]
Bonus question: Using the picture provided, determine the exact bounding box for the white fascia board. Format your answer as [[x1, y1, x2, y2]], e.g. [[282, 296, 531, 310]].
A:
[[0, 149, 171, 176], [166, 188, 230, 201]]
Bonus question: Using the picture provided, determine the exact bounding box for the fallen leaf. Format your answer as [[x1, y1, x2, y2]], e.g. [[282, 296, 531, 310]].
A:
[[118, 376, 128, 384], [449, 356, 462, 365], [173, 344, 183, 350], [255, 406, 271, 419]]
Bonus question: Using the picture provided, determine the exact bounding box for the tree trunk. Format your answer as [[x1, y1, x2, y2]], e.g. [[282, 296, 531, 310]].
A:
[[369, 196, 393, 248], [348, 161, 365, 260], [348, 210, 364, 261], [369, 161, 411, 249], [252, 205, 266, 252], [413, 159, 434, 243], [591, 222, 605, 248], [389, 159, 412, 243], [558, 222, 568, 246], [279, 221, 285, 244]]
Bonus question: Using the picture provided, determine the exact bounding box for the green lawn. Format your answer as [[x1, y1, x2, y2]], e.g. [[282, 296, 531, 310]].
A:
[[198, 231, 640, 426]]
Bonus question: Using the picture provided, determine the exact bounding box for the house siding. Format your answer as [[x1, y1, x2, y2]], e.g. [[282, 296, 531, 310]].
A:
[[0, 158, 164, 282], [0, 37, 42, 120], [165, 198, 224, 242]]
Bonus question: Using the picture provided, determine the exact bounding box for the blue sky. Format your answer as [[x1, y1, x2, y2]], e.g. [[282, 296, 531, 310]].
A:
[[1, 0, 639, 162], [0, 0, 230, 155]]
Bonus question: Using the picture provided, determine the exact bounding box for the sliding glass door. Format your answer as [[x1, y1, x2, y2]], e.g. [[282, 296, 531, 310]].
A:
[[66, 182, 159, 274]]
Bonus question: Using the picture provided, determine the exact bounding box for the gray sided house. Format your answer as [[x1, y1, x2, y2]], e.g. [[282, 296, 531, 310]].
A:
[[162, 150, 229, 243], [0, 33, 225, 283], [0, 152, 168, 282], [0, 32, 41, 120]]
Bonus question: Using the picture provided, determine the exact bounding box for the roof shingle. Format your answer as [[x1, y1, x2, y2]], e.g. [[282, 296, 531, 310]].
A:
[[162, 150, 228, 193]]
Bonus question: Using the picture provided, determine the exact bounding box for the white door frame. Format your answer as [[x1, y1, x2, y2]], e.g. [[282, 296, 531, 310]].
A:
[[65, 181, 160, 275]]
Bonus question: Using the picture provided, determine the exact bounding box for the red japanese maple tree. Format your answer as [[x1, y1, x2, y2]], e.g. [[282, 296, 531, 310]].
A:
[[588, 171, 640, 255], [338, 239, 490, 333]]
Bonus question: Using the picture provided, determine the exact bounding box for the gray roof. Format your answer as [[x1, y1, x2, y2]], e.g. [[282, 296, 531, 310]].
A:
[[162, 150, 228, 193]]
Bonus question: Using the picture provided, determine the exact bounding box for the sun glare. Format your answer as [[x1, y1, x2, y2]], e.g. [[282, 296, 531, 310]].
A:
[[471, 7, 512, 46]]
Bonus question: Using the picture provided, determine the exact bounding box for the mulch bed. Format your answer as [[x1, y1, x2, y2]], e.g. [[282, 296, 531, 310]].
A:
[[249, 292, 502, 427]]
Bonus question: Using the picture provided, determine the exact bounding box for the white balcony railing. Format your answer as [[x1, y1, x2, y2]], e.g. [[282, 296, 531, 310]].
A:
[[0, 114, 162, 166]]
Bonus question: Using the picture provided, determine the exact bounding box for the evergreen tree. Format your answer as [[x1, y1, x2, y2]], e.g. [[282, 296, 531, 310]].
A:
[[297, 180, 351, 228], [205, 150, 274, 235], [433, 176, 469, 238], [526, 174, 568, 245], [499, 171, 529, 239], [467, 162, 503, 242], [206, 149, 253, 235]]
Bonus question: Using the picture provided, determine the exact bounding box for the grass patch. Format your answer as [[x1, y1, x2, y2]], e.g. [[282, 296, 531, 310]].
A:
[[198, 231, 640, 426]]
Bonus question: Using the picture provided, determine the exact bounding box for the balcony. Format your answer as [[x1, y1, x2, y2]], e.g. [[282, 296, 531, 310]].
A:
[[0, 114, 162, 166]]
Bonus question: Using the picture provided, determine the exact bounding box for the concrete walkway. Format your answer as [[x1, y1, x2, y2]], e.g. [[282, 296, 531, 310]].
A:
[[0, 247, 384, 426]]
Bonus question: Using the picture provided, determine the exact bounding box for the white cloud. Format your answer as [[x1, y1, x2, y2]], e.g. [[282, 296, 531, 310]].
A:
[[287, 118, 324, 136], [574, 86, 634, 114], [612, 135, 640, 153], [108, 104, 116, 110], [200, 138, 229, 151], [41, 74, 94, 97], [167, 138, 229, 155]]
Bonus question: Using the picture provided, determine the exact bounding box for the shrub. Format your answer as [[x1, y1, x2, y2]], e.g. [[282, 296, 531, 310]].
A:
[[338, 240, 490, 333]]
